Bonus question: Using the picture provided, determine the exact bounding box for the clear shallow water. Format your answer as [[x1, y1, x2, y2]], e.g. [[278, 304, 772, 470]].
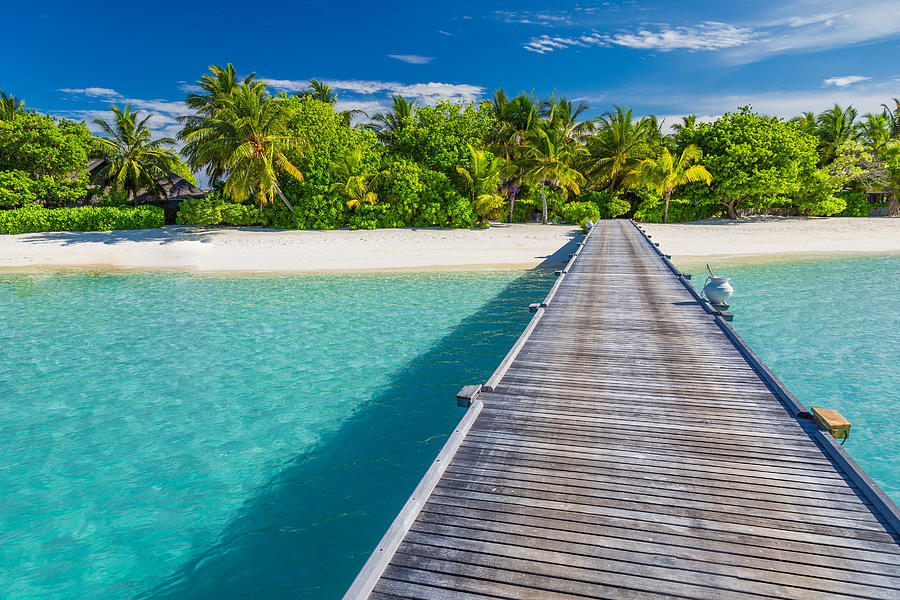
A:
[[0, 269, 554, 599], [2, 255, 899, 599], [683, 255, 900, 503]]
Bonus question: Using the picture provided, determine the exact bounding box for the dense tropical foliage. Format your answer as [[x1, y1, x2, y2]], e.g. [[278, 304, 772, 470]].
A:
[[2, 71, 899, 233]]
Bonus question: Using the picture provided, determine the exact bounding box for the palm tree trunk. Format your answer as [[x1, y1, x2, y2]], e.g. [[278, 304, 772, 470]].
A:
[[276, 186, 295, 214], [540, 181, 548, 225], [508, 185, 518, 223], [663, 189, 672, 223]]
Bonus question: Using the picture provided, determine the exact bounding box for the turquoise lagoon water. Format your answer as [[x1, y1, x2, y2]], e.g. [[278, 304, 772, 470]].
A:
[[683, 254, 900, 502], [1, 254, 898, 599], [0, 269, 555, 599]]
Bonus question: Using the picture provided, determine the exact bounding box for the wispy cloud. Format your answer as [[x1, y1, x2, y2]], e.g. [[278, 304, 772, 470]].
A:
[[263, 78, 484, 104], [517, 2, 900, 61], [55, 88, 188, 141], [59, 87, 121, 98], [603, 22, 755, 51], [725, 1, 900, 63], [823, 75, 872, 88], [387, 54, 435, 65], [524, 22, 753, 54], [495, 10, 573, 26]]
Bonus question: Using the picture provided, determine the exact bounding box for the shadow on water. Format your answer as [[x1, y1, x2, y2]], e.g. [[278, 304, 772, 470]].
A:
[[134, 233, 580, 600]]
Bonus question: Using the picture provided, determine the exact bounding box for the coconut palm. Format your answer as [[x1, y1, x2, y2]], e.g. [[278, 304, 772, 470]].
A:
[[179, 83, 306, 211], [329, 149, 389, 209], [790, 112, 818, 137], [304, 80, 337, 105], [92, 105, 178, 204], [0, 90, 25, 121], [860, 112, 893, 155], [520, 128, 586, 224], [583, 105, 649, 192], [368, 95, 416, 144], [541, 96, 593, 144], [488, 90, 541, 221], [179, 64, 257, 179], [635, 144, 712, 223], [456, 144, 507, 223], [881, 98, 900, 138], [816, 104, 860, 164], [672, 115, 697, 133]]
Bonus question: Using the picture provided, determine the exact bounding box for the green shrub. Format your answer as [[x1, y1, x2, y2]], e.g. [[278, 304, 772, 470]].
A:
[[577, 190, 630, 219], [561, 201, 601, 225], [176, 196, 264, 227], [0, 204, 163, 234], [837, 191, 873, 217]]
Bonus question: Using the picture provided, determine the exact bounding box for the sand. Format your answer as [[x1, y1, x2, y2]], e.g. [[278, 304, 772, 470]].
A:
[[0, 224, 582, 272], [641, 217, 900, 266], [0, 217, 897, 273]]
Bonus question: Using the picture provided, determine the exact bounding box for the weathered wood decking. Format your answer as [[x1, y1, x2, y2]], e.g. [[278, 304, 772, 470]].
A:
[[344, 219, 900, 599]]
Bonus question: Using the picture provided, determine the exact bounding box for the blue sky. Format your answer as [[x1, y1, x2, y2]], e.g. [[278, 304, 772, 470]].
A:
[[5, 0, 900, 139]]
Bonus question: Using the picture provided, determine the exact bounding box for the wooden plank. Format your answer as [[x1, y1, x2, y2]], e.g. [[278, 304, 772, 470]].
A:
[[345, 219, 900, 599]]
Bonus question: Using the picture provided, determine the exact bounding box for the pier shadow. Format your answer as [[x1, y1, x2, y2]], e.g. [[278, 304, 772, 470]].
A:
[[133, 233, 580, 600]]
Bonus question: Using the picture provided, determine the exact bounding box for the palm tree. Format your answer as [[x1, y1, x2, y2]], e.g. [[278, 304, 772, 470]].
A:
[[520, 128, 586, 224], [488, 90, 540, 221], [790, 112, 817, 137], [455, 144, 507, 223], [860, 112, 893, 154], [329, 149, 389, 209], [304, 80, 337, 105], [179, 64, 256, 179], [0, 90, 25, 121], [584, 106, 649, 192], [635, 144, 712, 223], [672, 115, 697, 133], [93, 105, 178, 204], [368, 95, 416, 144], [816, 104, 860, 164], [881, 98, 900, 138], [540, 96, 593, 144], [179, 83, 306, 212]]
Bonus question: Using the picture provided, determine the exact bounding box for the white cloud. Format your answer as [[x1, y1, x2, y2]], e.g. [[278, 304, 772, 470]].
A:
[[644, 83, 900, 121], [263, 78, 484, 105], [524, 22, 754, 53], [495, 10, 573, 26], [726, 1, 900, 63], [824, 75, 872, 88], [59, 87, 121, 97], [523, 35, 585, 54], [387, 54, 435, 65], [605, 22, 754, 51]]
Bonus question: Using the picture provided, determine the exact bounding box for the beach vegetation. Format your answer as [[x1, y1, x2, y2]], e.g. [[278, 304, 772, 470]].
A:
[[92, 105, 180, 204], [0, 203, 163, 234], [635, 145, 712, 223]]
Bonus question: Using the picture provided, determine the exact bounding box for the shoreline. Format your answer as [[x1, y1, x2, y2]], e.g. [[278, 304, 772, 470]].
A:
[[642, 216, 900, 266], [0, 224, 582, 274], [1, 217, 897, 274]]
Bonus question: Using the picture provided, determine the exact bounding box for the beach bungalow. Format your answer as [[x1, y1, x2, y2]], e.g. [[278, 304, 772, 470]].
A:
[[87, 159, 205, 224]]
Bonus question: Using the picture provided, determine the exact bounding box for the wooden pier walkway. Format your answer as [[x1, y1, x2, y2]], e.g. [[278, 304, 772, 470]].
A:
[[344, 219, 900, 599]]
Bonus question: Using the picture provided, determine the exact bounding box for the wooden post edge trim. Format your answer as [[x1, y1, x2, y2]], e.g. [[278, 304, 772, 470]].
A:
[[341, 399, 485, 599], [812, 428, 900, 535], [483, 307, 545, 392]]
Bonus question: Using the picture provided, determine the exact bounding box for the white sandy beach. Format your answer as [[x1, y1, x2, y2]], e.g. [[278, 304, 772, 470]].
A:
[[0, 224, 581, 272], [642, 217, 900, 265], [0, 217, 897, 272]]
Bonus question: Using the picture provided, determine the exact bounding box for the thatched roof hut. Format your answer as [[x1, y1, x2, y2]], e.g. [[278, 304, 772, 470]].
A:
[[88, 158, 205, 223]]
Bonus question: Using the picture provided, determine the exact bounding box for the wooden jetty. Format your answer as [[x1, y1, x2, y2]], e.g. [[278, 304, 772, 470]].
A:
[[344, 219, 900, 599]]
